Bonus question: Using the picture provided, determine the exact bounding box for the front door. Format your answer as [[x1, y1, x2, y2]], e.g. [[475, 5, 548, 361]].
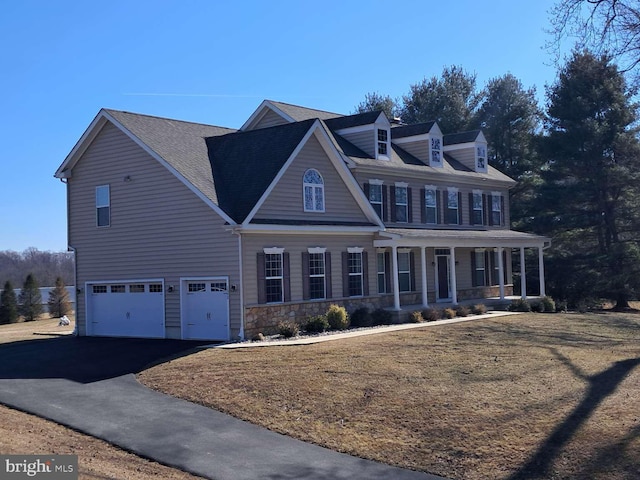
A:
[[436, 250, 451, 301]]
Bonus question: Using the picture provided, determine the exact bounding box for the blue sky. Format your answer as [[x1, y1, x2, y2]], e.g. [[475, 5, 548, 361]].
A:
[[1, 0, 564, 252]]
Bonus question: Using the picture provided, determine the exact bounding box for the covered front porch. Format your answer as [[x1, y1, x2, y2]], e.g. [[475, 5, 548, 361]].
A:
[[374, 228, 551, 311]]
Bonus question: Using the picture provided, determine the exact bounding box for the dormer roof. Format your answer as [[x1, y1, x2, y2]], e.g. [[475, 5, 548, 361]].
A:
[[443, 130, 484, 146], [324, 110, 384, 131], [390, 121, 437, 139]]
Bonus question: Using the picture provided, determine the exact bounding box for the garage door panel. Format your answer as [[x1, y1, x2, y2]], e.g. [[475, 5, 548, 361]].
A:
[[182, 279, 229, 341]]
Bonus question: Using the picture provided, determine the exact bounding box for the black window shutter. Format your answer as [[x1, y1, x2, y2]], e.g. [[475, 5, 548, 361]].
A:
[[390, 188, 397, 222], [488, 194, 494, 226], [489, 251, 497, 286], [342, 252, 349, 297], [503, 249, 508, 284], [484, 251, 491, 286], [325, 252, 332, 299], [362, 251, 369, 296], [302, 252, 310, 300], [257, 253, 266, 304], [407, 187, 413, 223], [457, 191, 463, 225], [409, 251, 416, 292], [501, 195, 505, 226], [420, 188, 426, 223], [483, 194, 489, 226], [283, 252, 291, 302], [382, 185, 388, 222], [437, 190, 442, 224], [384, 251, 392, 293], [363, 183, 370, 199], [471, 251, 477, 287], [468, 193, 474, 225]]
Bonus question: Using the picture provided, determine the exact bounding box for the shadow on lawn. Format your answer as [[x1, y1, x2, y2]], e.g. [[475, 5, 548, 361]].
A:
[[507, 352, 640, 480]]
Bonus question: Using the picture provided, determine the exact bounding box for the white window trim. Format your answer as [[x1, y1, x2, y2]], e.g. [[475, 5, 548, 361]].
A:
[[347, 250, 364, 297], [368, 182, 383, 216], [303, 169, 325, 213], [376, 251, 386, 294], [369, 179, 384, 185], [308, 247, 327, 254], [264, 251, 284, 304], [347, 246, 364, 254], [308, 251, 326, 300], [376, 127, 390, 160], [96, 184, 110, 228], [264, 247, 285, 255]]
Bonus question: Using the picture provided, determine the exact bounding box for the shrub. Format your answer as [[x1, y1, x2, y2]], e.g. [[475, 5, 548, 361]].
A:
[[349, 307, 373, 327], [555, 299, 568, 312], [531, 301, 545, 313], [277, 321, 299, 338], [409, 311, 424, 323], [541, 296, 556, 313], [472, 304, 487, 315], [305, 315, 329, 333], [509, 298, 531, 312], [326, 304, 349, 330], [442, 308, 456, 319], [251, 332, 266, 342], [371, 308, 393, 326], [455, 305, 470, 317], [422, 307, 441, 322]]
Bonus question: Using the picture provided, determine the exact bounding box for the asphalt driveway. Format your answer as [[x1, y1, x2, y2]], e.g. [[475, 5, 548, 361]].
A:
[[0, 336, 445, 480]]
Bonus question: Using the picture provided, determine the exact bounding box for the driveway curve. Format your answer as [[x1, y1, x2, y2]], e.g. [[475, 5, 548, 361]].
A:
[[0, 337, 446, 480]]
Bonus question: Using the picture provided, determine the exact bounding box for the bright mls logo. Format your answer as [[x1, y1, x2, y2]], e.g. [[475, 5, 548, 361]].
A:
[[0, 455, 77, 479]]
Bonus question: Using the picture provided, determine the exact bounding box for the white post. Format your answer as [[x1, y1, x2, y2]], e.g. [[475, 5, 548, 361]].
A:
[[520, 247, 527, 299], [450, 248, 458, 305], [498, 247, 505, 300], [392, 245, 400, 310], [538, 246, 546, 297], [421, 247, 428, 307]]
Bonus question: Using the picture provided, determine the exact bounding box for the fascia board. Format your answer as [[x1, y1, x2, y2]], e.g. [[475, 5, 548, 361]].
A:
[[234, 224, 381, 235], [54, 111, 109, 178], [101, 111, 237, 225]]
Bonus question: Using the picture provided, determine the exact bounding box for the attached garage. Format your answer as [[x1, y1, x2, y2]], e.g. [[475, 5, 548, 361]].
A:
[[181, 277, 230, 341], [86, 280, 165, 338]]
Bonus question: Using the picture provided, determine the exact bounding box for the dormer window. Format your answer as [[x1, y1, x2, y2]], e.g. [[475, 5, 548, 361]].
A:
[[430, 137, 442, 167], [303, 169, 324, 212], [476, 146, 487, 171], [377, 128, 389, 159]]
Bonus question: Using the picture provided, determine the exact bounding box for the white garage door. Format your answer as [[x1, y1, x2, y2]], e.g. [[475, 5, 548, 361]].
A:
[[87, 281, 165, 338], [182, 278, 229, 341]]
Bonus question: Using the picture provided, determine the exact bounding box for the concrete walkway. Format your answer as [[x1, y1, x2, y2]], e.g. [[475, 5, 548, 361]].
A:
[[0, 337, 446, 480]]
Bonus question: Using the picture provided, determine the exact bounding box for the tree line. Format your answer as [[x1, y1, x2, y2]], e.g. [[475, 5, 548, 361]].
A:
[[354, 2, 640, 309], [0, 248, 74, 288]]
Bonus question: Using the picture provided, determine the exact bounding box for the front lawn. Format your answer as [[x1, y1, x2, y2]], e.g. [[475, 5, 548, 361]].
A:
[[139, 312, 640, 480]]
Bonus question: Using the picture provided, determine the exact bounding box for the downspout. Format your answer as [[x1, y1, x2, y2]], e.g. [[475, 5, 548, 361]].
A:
[[233, 230, 245, 341], [59, 176, 78, 336]]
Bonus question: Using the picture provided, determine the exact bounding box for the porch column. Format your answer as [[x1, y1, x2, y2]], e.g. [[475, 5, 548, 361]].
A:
[[392, 245, 400, 310], [421, 246, 428, 307], [498, 247, 505, 300], [520, 247, 527, 299], [449, 247, 458, 305], [538, 246, 546, 297]]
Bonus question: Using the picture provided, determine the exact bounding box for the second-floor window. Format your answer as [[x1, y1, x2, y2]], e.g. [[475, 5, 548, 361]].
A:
[[303, 169, 324, 212], [369, 183, 383, 218], [96, 185, 110, 227], [447, 188, 459, 225], [424, 187, 438, 224], [395, 185, 408, 223], [492, 193, 502, 225], [377, 128, 389, 157], [472, 191, 484, 225]]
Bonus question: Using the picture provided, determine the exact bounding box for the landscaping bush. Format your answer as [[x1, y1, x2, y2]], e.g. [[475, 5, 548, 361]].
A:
[[472, 303, 487, 315], [326, 304, 349, 330], [421, 307, 441, 322], [251, 332, 266, 342], [277, 321, 299, 338], [305, 315, 329, 333], [349, 307, 373, 327], [531, 301, 545, 313], [509, 298, 532, 312], [409, 311, 424, 323], [541, 296, 556, 313], [442, 308, 456, 319], [455, 305, 470, 317], [556, 299, 568, 312], [371, 308, 393, 326]]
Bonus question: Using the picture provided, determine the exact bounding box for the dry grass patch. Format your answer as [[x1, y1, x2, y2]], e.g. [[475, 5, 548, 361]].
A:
[[139, 313, 640, 480], [0, 316, 74, 344]]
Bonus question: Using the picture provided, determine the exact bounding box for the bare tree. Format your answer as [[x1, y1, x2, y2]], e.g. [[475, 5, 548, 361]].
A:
[[549, 0, 640, 78]]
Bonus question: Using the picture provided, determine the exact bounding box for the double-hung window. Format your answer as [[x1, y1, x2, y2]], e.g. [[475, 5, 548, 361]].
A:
[[472, 190, 484, 225], [308, 249, 326, 300], [368, 182, 383, 218], [476, 146, 486, 170], [265, 251, 284, 303], [492, 193, 502, 225], [347, 249, 363, 297], [96, 185, 110, 227], [474, 249, 486, 286], [377, 251, 386, 294], [398, 250, 412, 292], [430, 137, 442, 166], [424, 186, 437, 224], [377, 128, 389, 157], [395, 184, 408, 223], [303, 169, 324, 212], [447, 188, 459, 224]]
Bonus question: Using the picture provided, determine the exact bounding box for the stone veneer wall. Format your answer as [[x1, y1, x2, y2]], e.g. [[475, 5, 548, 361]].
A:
[[244, 285, 513, 338]]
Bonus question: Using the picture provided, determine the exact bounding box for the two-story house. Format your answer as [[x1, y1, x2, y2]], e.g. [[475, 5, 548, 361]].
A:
[[54, 100, 549, 341]]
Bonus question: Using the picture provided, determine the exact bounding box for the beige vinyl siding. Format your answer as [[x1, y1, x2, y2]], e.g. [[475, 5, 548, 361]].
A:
[[242, 233, 376, 305], [395, 140, 428, 163], [445, 146, 475, 171], [251, 109, 290, 130], [339, 129, 375, 157], [254, 134, 370, 223], [69, 122, 241, 339]]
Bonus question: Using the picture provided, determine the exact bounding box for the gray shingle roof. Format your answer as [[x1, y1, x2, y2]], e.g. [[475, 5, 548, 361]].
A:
[[105, 109, 235, 206], [391, 122, 436, 139], [443, 130, 481, 145], [206, 119, 317, 223], [268, 101, 342, 122], [324, 110, 383, 131]]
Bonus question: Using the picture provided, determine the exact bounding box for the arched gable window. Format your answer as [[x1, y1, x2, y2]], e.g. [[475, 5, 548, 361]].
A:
[[303, 169, 324, 212]]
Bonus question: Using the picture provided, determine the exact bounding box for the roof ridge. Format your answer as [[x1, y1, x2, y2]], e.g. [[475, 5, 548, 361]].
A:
[[103, 108, 236, 132]]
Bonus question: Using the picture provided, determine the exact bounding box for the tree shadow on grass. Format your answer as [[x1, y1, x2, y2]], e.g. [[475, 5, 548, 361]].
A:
[[507, 352, 640, 480]]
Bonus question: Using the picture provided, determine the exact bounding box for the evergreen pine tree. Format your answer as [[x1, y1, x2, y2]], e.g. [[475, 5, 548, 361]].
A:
[[19, 273, 43, 321], [48, 277, 72, 318], [0, 281, 19, 324]]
